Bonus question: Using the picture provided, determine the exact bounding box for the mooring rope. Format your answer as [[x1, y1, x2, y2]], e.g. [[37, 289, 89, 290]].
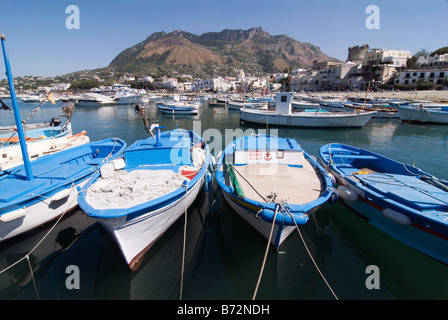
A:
[[180, 181, 188, 300], [0, 185, 80, 299], [288, 213, 339, 300], [252, 200, 279, 300]]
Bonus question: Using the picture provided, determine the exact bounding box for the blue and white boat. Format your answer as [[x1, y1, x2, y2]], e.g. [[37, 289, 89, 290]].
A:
[[78, 127, 214, 270], [0, 137, 126, 242], [0, 34, 127, 242], [157, 101, 200, 115], [319, 143, 448, 265], [396, 104, 448, 124], [240, 93, 376, 128], [215, 134, 335, 249]]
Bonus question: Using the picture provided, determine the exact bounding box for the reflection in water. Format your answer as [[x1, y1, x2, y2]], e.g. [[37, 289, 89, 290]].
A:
[[213, 189, 333, 300], [331, 202, 448, 300], [1, 101, 448, 300], [95, 188, 209, 299], [0, 211, 96, 299]]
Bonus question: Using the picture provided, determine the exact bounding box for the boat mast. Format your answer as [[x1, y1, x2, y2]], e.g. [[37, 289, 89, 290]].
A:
[[1, 34, 34, 180]]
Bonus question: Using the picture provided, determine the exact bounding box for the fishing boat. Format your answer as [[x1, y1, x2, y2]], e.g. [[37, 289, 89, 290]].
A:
[[0, 125, 90, 171], [342, 103, 399, 118], [0, 100, 90, 171], [0, 118, 58, 134], [240, 93, 376, 128], [215, 133, 335, 249], [0, 136, 126, 242], [227, 100, 268, 110], [0, 34, 127, 243], [396, 104, 448, 124], [77, 126, 214, 270], [208, 98, 226, 107], [319, 143, 448, 265], [157, 101, 200, 115], [291, 100, 320, 110], [0, 118, 69, 145]]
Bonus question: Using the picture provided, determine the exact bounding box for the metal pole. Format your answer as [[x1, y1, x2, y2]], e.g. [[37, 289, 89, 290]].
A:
[[1, 34, 34, 180]]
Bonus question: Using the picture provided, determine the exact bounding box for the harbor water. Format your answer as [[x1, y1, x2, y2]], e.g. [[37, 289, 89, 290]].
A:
[[1, 98, 448, 300]]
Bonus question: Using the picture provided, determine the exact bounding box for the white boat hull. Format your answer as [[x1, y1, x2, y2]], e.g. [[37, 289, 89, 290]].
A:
[[97, 178, 204, 270], [240, 109, 375, 127], [114, 95, 141, 105], [221, 191, 295, 247], [397, 105, 448, 124], [0, 132, 90, 171], [0, 180, 88, 242]]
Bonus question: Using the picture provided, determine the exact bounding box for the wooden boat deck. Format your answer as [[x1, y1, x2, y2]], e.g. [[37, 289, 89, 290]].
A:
[[227, 161, 323, 204]]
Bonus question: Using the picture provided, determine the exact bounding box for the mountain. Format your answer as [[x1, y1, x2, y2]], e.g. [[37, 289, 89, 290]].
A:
[[108, 27, 339, 78]]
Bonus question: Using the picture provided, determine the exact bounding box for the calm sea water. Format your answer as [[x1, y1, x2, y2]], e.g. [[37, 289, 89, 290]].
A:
[[1, 98, 448, 301]]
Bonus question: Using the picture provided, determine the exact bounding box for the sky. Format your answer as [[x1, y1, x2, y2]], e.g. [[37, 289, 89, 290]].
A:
[[0, 0, 447, 79]]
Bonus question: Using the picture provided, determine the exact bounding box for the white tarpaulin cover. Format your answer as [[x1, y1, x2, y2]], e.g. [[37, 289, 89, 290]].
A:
[[86, 169, 189, 209]]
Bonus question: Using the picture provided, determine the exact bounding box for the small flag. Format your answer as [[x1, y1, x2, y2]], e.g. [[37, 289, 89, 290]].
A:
[[47, 92, 55, 105]]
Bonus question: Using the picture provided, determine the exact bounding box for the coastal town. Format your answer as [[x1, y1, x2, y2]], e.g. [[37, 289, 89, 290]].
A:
[[1, 44, 447, 101]]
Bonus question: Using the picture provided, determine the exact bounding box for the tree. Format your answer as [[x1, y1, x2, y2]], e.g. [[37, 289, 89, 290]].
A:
[[430, 47, 448, 56]]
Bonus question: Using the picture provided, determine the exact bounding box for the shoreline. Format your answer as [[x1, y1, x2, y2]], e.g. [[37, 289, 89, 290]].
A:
[[319, 89, 448, 103]]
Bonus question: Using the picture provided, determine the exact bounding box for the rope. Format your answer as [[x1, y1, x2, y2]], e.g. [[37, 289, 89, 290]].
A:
[[252, 200, 279, 300], [0, 184, 80, 299], [26, 254, 39, 300], [284, 203, 339, 300], [180, 181, 188, 300]]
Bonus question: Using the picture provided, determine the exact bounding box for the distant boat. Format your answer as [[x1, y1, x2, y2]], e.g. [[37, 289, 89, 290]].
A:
[[291, 100, 320, 110], [227, 100, 267, 110], [240, 93, 376, 128], [75, 93, 115, 107], [215, 133, 335, 249], [112, 90, 141, 105], [208, 98, 226, 107], [157, 101, 200, 115], [396, 104, 448, 124], [0, 118, 60, 134], [0, 122, 90, 171], [78, 127, 214, 270], [342, 103, 399, 118], [0, 117, 67, 142], [319, 143, 448, 265], [20, 95, 45, 103]]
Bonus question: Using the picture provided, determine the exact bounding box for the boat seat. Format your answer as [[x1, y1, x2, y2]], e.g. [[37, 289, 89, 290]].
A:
[[358, 174, 448, 211], [0, 179, 46, 202], [36, 163, 90, 180], [331, 154, 378, 160]]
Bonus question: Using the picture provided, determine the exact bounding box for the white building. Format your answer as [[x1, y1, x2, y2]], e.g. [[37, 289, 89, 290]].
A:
[[428, 53, 448, 67], [363, 48, 412, 68], [395, 69, 447, 87]]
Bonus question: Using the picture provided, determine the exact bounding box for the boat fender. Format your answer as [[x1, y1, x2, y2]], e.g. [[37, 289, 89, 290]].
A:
[[261, 208, 308, 225], [0, 208, 26, 222], [205, 171, 212, 193], [112, 158, 125, 170], [337, 185, 358, 202], [100, 162, 115, 179], [382, 208, 412, 226]]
